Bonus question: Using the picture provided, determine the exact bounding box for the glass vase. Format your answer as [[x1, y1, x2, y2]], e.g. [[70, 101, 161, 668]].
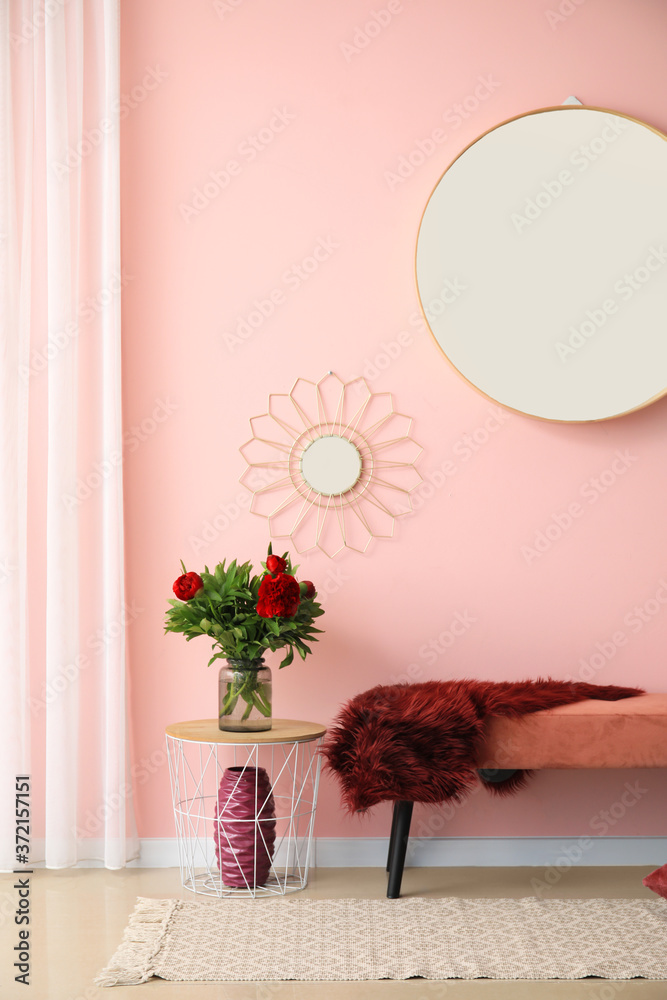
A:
[[218, 658, 272, 732]]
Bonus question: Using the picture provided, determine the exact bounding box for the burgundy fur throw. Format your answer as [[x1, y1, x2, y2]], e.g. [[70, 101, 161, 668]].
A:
[[321, 679, 643, 813]]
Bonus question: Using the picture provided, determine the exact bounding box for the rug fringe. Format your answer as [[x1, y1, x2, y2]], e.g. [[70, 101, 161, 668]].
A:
[[94, 896, 179, 987]]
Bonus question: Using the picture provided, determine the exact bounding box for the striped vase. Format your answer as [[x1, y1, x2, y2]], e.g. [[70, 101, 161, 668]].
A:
[[213, 766, 276, 888]]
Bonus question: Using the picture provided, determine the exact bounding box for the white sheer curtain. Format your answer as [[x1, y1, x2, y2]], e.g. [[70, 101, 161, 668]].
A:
[[0, 0, 31, 877], [0, 0, 137, 870]]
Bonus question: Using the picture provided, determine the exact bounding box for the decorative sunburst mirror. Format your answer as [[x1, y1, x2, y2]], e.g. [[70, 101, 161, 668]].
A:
[[239, 373, 422, 557]]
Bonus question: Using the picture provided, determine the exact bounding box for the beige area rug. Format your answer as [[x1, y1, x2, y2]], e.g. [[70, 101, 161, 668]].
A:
[[95, 895, 667, 985]]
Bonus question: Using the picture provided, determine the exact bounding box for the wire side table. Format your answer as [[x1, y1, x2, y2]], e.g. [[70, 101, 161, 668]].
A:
[[165, 718, 326, 899]]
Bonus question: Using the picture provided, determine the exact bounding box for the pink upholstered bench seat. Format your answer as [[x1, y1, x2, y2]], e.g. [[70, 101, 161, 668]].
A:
[[478, 693, 667, 770]]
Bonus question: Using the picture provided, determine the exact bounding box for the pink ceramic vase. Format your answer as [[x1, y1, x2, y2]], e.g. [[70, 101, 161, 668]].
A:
[[213, 766, 276, 887]]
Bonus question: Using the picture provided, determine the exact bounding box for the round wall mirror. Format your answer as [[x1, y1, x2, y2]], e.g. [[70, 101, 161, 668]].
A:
[[300, 435, 362, 496], [415, 106, 667, 421]]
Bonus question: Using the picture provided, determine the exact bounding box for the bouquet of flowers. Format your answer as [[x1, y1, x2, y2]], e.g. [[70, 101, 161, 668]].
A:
[[165, 545, 324, 723]]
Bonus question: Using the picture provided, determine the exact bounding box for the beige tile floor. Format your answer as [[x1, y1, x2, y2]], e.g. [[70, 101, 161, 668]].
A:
[[0, 866, 664, 1000]]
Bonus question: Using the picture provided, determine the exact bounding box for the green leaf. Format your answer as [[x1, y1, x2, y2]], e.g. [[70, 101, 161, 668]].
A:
[[165, 551, 325, 664], [279, 646, 294, 668]]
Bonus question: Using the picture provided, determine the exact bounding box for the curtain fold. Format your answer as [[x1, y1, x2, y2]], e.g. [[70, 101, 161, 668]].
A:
[[0, 0, 137, 871], [0, 0, 32, 873], [95, 0, 133, 869], [44, 0, 82, 868]]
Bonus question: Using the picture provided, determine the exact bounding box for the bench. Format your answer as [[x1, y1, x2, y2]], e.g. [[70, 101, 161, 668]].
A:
[[385, 693, 667, 897]]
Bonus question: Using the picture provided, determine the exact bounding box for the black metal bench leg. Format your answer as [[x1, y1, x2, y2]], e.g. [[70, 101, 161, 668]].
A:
[[386, 800, 413, 899], [386, 801, 400, 872]]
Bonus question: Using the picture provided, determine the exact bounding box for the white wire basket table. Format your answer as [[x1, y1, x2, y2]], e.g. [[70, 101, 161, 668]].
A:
[[165, 718, 326, 899]]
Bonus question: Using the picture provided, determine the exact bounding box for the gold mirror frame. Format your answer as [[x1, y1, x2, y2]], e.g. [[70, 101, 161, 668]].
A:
[[415, 105, 667, 423], [239, 373, 422, 557]]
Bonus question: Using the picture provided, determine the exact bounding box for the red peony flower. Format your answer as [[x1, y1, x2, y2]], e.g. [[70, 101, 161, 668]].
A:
[[173, 572, 204, 601], [266, 554, 287, 575], [257, 572, 300, 618], [300, 580, 316, 599]]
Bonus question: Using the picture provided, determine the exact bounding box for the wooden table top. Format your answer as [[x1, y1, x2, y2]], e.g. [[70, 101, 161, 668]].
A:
[[165, 718, 327, 745]]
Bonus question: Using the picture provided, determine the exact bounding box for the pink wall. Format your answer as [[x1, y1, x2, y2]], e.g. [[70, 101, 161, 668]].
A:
[[120, 0, 667, 842]]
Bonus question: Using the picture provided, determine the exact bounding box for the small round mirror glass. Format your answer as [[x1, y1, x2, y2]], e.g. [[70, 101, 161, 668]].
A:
[[300, 435, 362, 496]]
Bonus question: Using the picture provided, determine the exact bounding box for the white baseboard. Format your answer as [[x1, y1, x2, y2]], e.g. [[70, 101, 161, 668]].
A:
[[18, 836, 666, 870], [132, 836, 666, 869]]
